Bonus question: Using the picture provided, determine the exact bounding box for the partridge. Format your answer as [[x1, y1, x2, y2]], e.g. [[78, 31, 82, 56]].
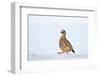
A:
[[58, 30, 75, 54]]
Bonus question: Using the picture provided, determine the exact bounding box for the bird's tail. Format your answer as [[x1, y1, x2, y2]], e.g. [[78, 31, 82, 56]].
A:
[[72, 49, 75, 53]]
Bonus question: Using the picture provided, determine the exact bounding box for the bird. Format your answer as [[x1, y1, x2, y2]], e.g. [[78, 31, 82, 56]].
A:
[[58, 30, 75, 54]]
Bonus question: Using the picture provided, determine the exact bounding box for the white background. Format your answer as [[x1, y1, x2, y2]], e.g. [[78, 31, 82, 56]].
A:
[[0, 0, 100, 76]]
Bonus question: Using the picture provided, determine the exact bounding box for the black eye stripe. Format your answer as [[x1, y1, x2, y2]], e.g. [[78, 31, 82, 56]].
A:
[[60, 30, 66, 33], [62, 30, 66, 32]]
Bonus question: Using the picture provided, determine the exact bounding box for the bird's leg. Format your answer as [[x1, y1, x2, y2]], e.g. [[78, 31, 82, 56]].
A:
[[57, 49, 64, 54], [66, 52, 68, 55], [57, 52, 64, 54]]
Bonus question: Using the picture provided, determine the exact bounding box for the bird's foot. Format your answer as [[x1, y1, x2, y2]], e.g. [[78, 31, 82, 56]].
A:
[[57, 52, 64, 54], [66, 52, 68, 55]]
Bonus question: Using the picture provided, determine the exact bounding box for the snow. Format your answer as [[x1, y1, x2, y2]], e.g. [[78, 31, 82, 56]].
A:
[[28, 49, 88, 60]]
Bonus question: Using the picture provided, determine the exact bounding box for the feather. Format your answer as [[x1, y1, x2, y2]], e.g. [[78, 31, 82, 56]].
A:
[[59, 30, 75, 54]]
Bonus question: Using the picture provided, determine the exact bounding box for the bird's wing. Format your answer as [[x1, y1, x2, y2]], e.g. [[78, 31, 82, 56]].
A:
[[63, 38, 73, 49]]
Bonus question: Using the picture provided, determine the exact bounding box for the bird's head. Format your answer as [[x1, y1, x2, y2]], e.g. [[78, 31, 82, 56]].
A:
[[60, 30, 66, 35]]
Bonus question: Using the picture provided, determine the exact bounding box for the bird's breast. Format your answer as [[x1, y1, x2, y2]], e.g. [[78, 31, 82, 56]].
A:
[[59, 37, 67, 48]]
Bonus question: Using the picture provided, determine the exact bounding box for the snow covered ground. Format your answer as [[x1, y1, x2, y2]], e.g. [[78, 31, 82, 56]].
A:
[[28, 50, 88, 60]]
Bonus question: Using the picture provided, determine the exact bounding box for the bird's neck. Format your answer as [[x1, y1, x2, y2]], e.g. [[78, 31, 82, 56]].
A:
[[62, 34, 66, 38]]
